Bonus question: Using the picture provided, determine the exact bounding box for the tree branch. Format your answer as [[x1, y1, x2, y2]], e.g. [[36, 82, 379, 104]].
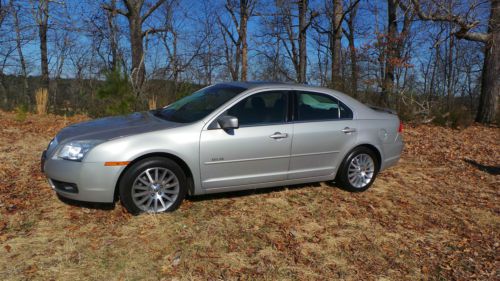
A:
[[102, 3, 128, 17], [225, 1, 239, 30], [399, 0, 490, 43], [142, 27, 169, 38], [142, 0, 166, 23]]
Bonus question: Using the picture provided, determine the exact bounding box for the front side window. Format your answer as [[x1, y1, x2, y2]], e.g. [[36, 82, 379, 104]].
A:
[[296, 91, 353, 121], [154, 84, 246, 123], [226, 91, 287, 126]]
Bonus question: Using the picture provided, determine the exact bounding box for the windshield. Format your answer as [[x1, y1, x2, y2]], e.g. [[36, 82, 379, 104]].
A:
[[154, 84, 246, 123]]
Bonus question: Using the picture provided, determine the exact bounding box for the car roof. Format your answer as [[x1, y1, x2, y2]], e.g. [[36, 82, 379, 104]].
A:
[[218, 81, 290, 89]]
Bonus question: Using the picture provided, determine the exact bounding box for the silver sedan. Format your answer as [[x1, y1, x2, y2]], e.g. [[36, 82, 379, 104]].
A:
[[41, 82, 403, 214]]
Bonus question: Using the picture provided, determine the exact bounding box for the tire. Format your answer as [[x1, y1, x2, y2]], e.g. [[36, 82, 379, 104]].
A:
[[119, 157, 187, 215], [336, 147, 379, 192]]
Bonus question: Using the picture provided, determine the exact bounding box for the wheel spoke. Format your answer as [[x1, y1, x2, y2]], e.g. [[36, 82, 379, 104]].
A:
[[132, 191, 149, 197], [158, 197, 166, 209], [145, 170, 154, 184], [162, 174, 174, 185], [145, 197, 153, 209], [162, 194, 173, 202], [163, 189, 177, 194], [137, 195, 149, 205], [133, 184, 148, 191], [159, 170, 167, 182], [138, 177, 149, 186]]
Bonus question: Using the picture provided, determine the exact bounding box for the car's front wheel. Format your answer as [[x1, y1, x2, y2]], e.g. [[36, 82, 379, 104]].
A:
[[119, 157, 187, 215], [336, 147, 379, 192]]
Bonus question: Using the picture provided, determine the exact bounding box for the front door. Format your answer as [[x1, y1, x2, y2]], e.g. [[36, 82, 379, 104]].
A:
[[200, 90, 292, 189]]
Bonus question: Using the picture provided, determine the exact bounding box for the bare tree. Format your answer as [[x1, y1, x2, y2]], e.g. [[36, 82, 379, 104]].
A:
[[331, 0, 343, 89], [313, 0, 360, 90], [87, 0, 124, 72], [0, 0, 10, 26], [103, 0, 167, 96], [279, 0, 318, 83], [0, 0, 13, 107], [106, 0, 121, 71], [217, 0, 255, 81], [12, 3, 29, 105], [378, 0, 413, 106], [196, 1, 223, 84], [159, 1, 203, 95], [400, 0, 498, 123], [254, 2, 294, 81], [31, 0, 50, 97], [344, 0, 360, 97]]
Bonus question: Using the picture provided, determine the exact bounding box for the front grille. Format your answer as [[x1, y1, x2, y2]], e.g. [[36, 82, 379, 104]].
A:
[[51, 179, 79, 193]]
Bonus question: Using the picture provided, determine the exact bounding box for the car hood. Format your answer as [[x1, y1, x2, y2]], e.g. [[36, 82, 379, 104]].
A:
[[56, 111, 180, 143]]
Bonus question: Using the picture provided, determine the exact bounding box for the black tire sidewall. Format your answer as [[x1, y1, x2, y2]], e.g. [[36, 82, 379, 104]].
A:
[[337, 147, 379, 192], [119, 157, 187, 215]]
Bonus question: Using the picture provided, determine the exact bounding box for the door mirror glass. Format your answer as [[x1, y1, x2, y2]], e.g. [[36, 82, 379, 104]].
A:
[[217, 115, 239, 130]]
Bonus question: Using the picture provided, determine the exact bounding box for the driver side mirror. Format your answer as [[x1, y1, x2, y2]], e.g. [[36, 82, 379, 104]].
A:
[[217, 115, 239, 130]]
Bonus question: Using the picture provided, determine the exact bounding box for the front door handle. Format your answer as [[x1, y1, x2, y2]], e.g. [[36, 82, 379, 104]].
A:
[[269, 132, 288, 139], [341, 127, 357, 134]]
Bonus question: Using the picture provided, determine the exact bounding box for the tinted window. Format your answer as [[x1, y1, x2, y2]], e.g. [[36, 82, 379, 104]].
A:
[[155, 84, 246, 123], [296, 92, 353, 121], [227, 91, 287, 126]]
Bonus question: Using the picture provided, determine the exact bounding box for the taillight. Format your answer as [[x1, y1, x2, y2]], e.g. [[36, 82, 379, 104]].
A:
[[398, 121, 403, 133]]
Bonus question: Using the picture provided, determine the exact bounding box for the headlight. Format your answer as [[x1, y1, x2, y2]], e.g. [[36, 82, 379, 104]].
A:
[[57, 140, 104, 161]]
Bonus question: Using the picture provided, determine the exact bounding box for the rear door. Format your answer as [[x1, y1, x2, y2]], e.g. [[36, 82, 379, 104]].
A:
[[288, 91, 357, 179], [199, 90, 293, 189]]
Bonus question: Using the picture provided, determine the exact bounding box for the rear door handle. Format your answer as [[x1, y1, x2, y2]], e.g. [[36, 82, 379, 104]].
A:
[[269, 132, 288, 139], [341, 127, 357, 134]]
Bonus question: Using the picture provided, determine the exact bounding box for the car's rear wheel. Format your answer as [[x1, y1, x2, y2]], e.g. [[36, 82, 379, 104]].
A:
[[119, 157, 186, 215], [336, 147, 379, 192]]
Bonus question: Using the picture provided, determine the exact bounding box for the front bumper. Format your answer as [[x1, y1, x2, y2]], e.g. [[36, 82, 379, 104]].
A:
[[41, 151, 124, 203]]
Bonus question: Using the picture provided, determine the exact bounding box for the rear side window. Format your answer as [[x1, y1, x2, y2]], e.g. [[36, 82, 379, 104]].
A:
[[296, 91, 353, 121], [227, 91, 287, 126]]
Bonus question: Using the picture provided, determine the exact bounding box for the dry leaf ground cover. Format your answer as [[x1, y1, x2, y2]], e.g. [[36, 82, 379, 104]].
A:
[[0, 110, 498, 280]]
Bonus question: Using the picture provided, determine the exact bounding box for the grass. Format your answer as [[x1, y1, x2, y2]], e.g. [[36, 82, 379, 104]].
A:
[[0, 111, 498, 280]]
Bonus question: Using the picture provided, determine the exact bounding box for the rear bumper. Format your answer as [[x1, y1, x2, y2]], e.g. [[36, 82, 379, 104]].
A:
[[380, 134, 403, 171], [42, 154, 124, 203]]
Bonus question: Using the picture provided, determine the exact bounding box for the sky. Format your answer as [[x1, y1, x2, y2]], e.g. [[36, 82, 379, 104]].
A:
[[0, 0, 490, 86]]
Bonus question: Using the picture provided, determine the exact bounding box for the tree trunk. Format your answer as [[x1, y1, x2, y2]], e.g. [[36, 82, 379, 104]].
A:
[[298, 0, 308, 83], [346, 1, 359, 97], [128, 9, 145, 93], [446, 32, 454, 110], [13, 6, 30, 106], [109, 0, 166, 96], [107, 0, 120, 71], [381, 0, 397, 106], [240, 0, 249, 81], [476, 0, 499, 124], [347, 31, 357, 98], [330, 0, 343, 90], [39, 0, 50, 98], [0, 72, 7, 107]]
